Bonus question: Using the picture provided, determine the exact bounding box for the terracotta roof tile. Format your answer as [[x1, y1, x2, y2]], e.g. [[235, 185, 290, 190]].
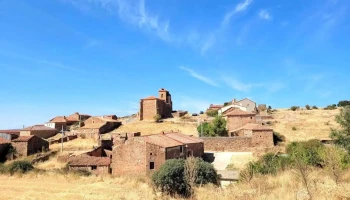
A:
[[145, 134, 183, 148], [68, 155, 110, 166], [80, 123, 106, 129], [164, 133, 203, 144], [0, 130, 21, 134], [224, 109, 256, 116], [12, 135, 35, 142], [22, 125, 57, 131], [232, 123, 273, 132], [0, 138, 10, 144], [50, 116, 68, 123]]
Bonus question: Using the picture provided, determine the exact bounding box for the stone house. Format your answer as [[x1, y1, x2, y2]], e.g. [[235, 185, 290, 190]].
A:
[[20, 125, 57, 139], [232, 98, 257, 113], [206, 104, 224, 113], [0, 129, 20, 140], [139, 88, 173, 121], [75, 115, 121, 140], [224, 109, 256, 132], [68, 155, 111, 175], [111, 132, 204, 176], [11, 135, 49, 157], [46, 116, 68, 131], [231, 123, 274, 147]]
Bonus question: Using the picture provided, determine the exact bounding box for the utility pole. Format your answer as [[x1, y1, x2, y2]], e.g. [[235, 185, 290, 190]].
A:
[[61, 125, 64, 152], [201, 120, 203, 137]]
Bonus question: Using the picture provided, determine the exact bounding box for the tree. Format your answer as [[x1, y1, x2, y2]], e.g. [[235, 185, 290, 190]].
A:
[[210, 115, 228, 137], [330, 106, 350, 153], [197, 122, 214, 137], [152, 158, 219, 197], [206, 110, 218, 117], [305, 105, 311, 110], [312, 105, 318, 109], [338, 100, 350, 107], [325, 104, 337, 110], [290, 106, 299, 111]]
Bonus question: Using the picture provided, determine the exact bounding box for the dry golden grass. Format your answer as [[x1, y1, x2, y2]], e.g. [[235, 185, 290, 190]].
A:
[[50, 138, 98, 151], [229, 153, 256, 170], [271, 108, 340, 142], [111, 120, 198, 136], [0, 172, 157, 200], [196, 169, 350, 200]]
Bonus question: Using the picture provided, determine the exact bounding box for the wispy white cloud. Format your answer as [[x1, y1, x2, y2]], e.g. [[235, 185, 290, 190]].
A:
[[221, 0, 253, 27], [223, 76, 285, 93], [200, 34, 216, 54], [180, 66, 218, 87], [64, 0, 170, 41], [258, 9, 271, 20]]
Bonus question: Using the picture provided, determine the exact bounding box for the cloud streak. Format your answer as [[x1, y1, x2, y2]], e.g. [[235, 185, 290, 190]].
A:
[[221, 0, 253, 27], [180, 66, 218, 87], [223, 76, 284, 93], [258, 9, 271, 20]]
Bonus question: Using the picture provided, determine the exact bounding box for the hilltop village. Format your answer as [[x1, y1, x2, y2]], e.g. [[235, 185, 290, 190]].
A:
[[0, 88, 275, 179]]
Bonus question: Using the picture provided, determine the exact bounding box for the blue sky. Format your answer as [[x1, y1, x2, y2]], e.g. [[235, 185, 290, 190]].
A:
[[0, 0, 349, 129]]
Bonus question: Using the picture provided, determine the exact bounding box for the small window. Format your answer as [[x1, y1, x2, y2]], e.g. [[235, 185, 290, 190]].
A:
[[150, 153, 153, 155], [180, 146, 183, 153], [150, 162, 155, 170], [250, 117, 253, 119], [91, 166, 97, 170]]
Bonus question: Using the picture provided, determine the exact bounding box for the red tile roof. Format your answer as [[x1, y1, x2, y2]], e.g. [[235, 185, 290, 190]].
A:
[[22, 125, 57, 131], [50, 116, 68, 123], [0, 129, 21, 134], [68, 155, 111, 166], [233, 123, 273, 132], [144, 134, 183, 148], [0, 138, 10, 144], [12, 135, 35, 142], [224, 109, 256, 116], [164, 132, 203, 144]]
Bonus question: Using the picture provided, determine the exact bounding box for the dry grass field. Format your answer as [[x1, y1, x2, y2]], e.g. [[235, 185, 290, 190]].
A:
[[50, 138, 98, 151], [271, 108, 340, 142], [1, 168, 350, 200], [110, 120, 198, 136]]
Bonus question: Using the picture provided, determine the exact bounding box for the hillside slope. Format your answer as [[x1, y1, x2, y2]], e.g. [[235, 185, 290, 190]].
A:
[[271, 108, 340, 141]]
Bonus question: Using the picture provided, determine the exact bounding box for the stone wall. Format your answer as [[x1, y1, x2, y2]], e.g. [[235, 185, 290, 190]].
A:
[[12, 137, 49, 156], [202, 137, 253, 152], [186, 143, 204, 158], [252, 130, 274, 148], [112, 137, 147, 176], [20, 130, 57, 139], [147, 143, 168, 175], [141, 99, 157, 120], [227, 116, 256, 132], [69, 166, 110, 175]]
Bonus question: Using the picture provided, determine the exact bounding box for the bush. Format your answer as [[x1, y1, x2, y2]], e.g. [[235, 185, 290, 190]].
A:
[[199, 111, 204, 115], [330, 106, 350, 153], [197, 116, 228, 137], [292, 126, 297, 131], [290, 106, 299, 111], [206, 110, 218, 117], [312, 105, 318, 109], [286, 140, 325, 167], [305, 105, 311, 110], [8, 161, 34, 175], [153, 114, 162, 123], [338, 100, 350, 107], [152, 158, 218, 197], [197, 122, 213, 137], [324, 104, 337, 110]]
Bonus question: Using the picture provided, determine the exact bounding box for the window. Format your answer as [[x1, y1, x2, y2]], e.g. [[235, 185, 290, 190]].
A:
[[250, 117, 253, 119], [161, 94, 163, 98], [150, 153, 153, 155], [91, 166, 97, 170], [150, 162, 155, 170], [180, 146, 183, 153]]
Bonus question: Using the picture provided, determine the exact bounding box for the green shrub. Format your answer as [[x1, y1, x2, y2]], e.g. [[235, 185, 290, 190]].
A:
[[338, 100, 350, 107], [290, 106, 299, 111], [305, 105, 311, 110], [292, 126, 297, 131], [153, 114, 162, 123], [286, 140, 325, 167], [197, 116, 228, 137], [197, 122, 213, 137], [152, 158, 218, 197], [324, 104, 337, 110], [330, 106, 350, 153], [8, 161, 34, 174], [312, 105, 318, 109], [206, 110, 218, 117]]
